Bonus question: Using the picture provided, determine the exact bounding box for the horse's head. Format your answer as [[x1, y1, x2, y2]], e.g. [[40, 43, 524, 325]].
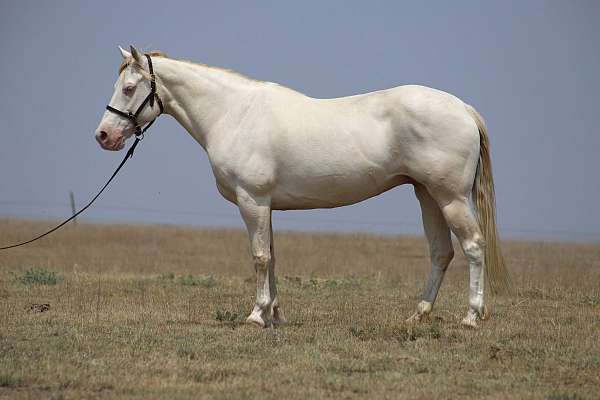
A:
[[95, 45, 163, 151]]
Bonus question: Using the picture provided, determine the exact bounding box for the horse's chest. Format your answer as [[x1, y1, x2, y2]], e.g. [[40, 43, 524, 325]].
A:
[[208, 158, 239, 204], [207, 147, 275, 205]]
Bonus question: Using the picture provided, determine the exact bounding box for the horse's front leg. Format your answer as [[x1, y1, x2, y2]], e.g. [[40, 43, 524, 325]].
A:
[[268, 220, 286, 326], [237, 188, 282, 327]]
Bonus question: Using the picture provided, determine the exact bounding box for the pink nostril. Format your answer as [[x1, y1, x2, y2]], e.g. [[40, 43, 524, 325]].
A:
[[99, 131, 108, 142]]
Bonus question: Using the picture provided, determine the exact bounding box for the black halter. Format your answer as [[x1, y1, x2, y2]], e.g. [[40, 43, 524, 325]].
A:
[[106, 54, 164, 138]]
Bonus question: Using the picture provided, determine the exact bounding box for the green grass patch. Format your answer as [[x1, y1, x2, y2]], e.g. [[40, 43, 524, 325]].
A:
[[213, 309, 245, 322], [192, 368, 238, 383], [193, 371, 204, 383], [302, 277, 363, 291], [547, 393, 588, 400], [158, 272, 175, 281], [178, 275, 217, 288], [17, 267, 60, 285], [176, 344, 197, 360], [580, 295, 600, 306], [349, 323, 441, 342], [0, 373, 23, 388]]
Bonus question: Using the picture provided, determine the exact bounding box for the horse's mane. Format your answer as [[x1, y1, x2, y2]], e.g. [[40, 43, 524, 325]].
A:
[[118, 50, 259, 83]]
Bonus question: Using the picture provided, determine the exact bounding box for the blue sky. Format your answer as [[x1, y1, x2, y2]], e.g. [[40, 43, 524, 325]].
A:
[[1, 1, 599, 241]]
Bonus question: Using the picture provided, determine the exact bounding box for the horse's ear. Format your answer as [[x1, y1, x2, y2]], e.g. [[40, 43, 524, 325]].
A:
[[130, 45, 144, 65], [118, 46, 131, 60]]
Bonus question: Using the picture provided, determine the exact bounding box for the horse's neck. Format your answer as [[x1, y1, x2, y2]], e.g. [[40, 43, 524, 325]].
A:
[[153, 58, 255, 149]]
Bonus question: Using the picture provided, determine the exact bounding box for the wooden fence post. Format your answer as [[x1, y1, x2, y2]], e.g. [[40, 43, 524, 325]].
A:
[[69, 191, 77, 225]]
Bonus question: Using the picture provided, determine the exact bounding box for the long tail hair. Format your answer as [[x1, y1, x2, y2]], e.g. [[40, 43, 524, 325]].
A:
[[465, 104, 514, 295]]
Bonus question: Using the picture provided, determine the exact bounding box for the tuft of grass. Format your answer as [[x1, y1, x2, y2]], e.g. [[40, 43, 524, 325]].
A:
[[302, 277, 362, 291], [158, 272, 175, 281], [196, 368, 238, 383], [303, 277, 320, 290], [547, 394, 588, 400], [349, 323, 441, 342], [178, 275, 217, 288], [193, 371, 204, 383], [17, 267, 60, 285], [0, 374, 23, 388], [176, 345, 196, 360], [213, 309, 245, 322], [580, 295, 600, 306]]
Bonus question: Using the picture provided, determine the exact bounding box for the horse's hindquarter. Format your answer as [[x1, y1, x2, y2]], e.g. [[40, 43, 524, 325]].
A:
[[384, 85, 482, 198]]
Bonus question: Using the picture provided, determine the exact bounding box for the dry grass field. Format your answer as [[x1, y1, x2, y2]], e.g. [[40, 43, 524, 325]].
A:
[[0, 218, 598, 399]]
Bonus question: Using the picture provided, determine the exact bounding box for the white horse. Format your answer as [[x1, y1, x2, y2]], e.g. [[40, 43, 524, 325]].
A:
[[96, 46, 511, 328]]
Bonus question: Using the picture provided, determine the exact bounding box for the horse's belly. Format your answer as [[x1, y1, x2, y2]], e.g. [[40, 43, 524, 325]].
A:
[[270, 170, 410, 210], [268, 125, 407, 209]]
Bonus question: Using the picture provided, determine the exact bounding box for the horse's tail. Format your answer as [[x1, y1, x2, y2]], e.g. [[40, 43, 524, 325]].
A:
[[465, 104, 514, 295]]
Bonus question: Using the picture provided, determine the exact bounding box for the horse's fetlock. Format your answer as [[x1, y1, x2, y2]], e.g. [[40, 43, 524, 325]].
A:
[[256, 297, 272, 311], [469, 297, 485, 315]]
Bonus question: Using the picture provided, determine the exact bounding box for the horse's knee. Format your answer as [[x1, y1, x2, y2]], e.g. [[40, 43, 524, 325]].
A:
[[253, 253, 271, 270]]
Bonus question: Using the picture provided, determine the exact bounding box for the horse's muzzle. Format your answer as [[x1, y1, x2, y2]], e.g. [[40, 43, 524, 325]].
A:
[[96, 130, 125, 151]]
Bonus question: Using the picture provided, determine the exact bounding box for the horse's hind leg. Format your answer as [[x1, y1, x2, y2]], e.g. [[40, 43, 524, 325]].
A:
[[437, 196, 487, 328], [268, 220, 286, 325], [408, 184, 454, 322]]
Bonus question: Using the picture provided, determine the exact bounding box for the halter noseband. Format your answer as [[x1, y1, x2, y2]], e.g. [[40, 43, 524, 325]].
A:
[[106, 54, 164, 138]]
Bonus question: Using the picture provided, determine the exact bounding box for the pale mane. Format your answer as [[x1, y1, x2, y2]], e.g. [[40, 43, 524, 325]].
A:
[[118, 50, 260, 83]]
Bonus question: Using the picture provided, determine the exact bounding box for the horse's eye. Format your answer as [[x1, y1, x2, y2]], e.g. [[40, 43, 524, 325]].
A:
[[123, 86, 135, 96]]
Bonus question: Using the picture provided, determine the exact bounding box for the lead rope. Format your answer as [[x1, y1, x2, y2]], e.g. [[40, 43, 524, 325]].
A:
[[0, 137, 143, 251]]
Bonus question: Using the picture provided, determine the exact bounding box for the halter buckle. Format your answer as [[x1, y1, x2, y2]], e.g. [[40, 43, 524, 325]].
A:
[[134, 125, 144, 139]]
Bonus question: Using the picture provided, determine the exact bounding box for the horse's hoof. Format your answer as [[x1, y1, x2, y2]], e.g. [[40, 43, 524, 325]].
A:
[[246, 311, 267, 328], [461, 309, 480, 329], [406, 301, 432, 323]]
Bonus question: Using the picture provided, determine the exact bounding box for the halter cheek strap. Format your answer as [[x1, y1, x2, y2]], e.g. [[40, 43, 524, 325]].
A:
[[106, 54, 164, 138]]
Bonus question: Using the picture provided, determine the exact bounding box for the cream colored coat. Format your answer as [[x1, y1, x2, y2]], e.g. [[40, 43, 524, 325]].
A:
[[96, 46, 511, 328]]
